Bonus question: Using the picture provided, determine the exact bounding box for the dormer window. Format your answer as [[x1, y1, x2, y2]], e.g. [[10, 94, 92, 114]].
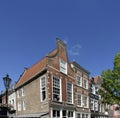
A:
[[59, 59, 67, 74]]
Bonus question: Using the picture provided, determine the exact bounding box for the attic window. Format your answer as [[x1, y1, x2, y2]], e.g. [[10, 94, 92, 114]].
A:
[[59, 59, 67, 74]]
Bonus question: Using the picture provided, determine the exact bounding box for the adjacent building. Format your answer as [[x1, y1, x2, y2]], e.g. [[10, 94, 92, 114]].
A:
[[71, 62, 91, 118], [90, 76, 114, 118]]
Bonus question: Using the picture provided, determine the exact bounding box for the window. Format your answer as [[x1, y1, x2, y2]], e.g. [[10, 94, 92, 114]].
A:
[[77, 113, 81, 118], [91, 84, 95, 94], [9, 100, 11, 105], [63, 110, 67, 118], [86, 114, 89, 118], [18, 101, 21, 111], [21, 88, 25, 96], [67, 82, 73, 103], [60, 59, 67, 74], [90, 99, 94, 110], [17, 90, 21, 98], [53, 76, 61, 101], [78, 94, 82, 107], [68, 111, 73, 118], [83, 79, 88, 89], [53, 110, 60, 118], [76, 76, 82, 86], [23, 100, 26, 110], [94, 101, 98, 111], [95, 86, 98, 95], [40, 76, 46, 101], [82, 114, 85, 118], [83, 96, 88, 108]]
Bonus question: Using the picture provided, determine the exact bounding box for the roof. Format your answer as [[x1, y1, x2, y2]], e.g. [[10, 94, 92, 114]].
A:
[[16, 57, 47, 88], [71, 61, 90, 75], [16, 48, 58, 88], [92, 76, 103, 85]]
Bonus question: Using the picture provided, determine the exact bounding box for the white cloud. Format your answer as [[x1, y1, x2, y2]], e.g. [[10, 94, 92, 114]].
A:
[[63, 40, 67, 44], [69, 44, 82, 56]]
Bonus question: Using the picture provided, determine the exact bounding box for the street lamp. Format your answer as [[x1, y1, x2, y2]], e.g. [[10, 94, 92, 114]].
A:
[[3, 74, 11, 106]]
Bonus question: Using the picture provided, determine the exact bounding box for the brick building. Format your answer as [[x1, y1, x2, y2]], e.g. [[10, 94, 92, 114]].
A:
[[15, 39, 91, 118]]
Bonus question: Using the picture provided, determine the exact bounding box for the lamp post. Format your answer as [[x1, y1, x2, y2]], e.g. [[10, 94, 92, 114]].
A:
[[3, 74, 11, 107]]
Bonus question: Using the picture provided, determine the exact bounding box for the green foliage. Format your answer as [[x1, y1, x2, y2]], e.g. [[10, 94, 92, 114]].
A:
[[99, 53, 120, 105]]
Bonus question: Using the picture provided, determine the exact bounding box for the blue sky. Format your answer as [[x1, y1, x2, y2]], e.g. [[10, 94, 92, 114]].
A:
[[0, 0, 120, 91]]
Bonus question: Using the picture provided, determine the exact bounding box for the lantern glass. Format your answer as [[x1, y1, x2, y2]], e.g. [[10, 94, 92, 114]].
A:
[[3, 74, 11, 89]]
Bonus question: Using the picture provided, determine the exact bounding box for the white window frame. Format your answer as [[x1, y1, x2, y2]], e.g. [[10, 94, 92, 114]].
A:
[[62, 110, 67, 117], [59, 59, 67, 74], [18, 101, 21, 111], [17, 90, 21, 98], [23, 100, 26, 110], [90, 98, 94, 110], [76, 75, 82, 87], [83, 78, 88, 89], [78, 94, 82, 107], [95, 86, 98, 95], [94, 100, 98, 111], [91, 84, 95, 94], [40, 75, 46, 102], [21, 88, 25, 96], [83, 96, 88, 108], [68, 111, 74, 118], [52, 76, 61, 102], [52, 109, 60, 118], [67, 82, 73, 104], [77, 113, 82, 118]]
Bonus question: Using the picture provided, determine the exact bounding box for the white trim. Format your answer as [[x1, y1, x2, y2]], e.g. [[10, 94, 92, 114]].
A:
[[40, 75, 46, 102], [66, 82, 73, 104], [18, 101, 21, 111], [52, 75, 62, 102], [21, 88, 25, 96], [22, 100, 26, 111], [72, 84, 73, 104], [83, 95, 89, 108], [59, 58, 67, 75], [77, 94, 82, 107], [83, 78, 88, 89], [76, 75, 82, 87]]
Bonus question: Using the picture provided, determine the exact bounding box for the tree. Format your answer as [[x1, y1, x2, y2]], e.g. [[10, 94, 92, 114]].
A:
[[99, 53, 120, 106]]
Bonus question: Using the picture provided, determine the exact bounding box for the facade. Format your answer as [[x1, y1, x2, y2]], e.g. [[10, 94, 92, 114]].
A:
[[71, 62, 91, 118], [90, 76, 100, 118], [90, 76, 114, 118], [8, 86, 16, 117], [14, 39, 91, 118]]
